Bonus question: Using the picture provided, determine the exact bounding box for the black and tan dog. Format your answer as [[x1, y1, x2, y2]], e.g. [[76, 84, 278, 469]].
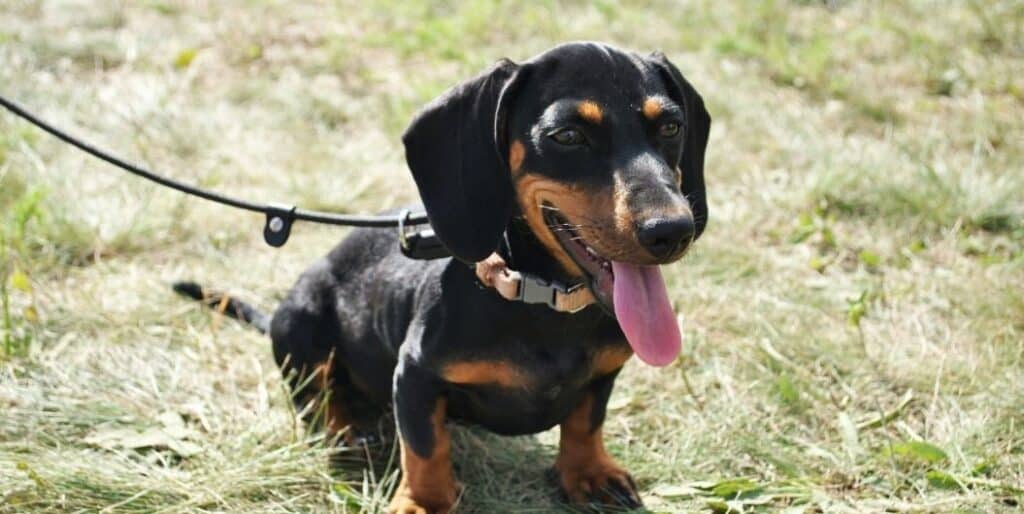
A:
[[176, 42, 710, 513]]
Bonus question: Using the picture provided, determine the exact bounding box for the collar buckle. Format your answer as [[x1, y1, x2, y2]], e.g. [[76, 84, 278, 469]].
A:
[[516, 273, 586, 312], [475, 253, 594, 314]]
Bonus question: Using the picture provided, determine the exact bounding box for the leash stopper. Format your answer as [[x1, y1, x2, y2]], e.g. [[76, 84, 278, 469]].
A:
[[263, 204, 296, 247]]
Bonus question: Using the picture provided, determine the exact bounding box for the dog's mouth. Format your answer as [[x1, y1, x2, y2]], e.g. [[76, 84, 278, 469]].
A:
[[542, 208, 615, 310], [543, 207, 682, 367]]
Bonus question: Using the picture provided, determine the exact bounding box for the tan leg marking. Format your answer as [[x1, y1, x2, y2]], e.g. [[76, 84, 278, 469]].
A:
[[310, 356, 358, 445], [555, 394, 640, 505], [389, 398, 458, 514]]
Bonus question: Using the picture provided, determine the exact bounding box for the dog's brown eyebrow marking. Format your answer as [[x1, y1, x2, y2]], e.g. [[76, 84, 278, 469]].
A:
[[642, 97, 663, 120], [577, 100, 603, 124]]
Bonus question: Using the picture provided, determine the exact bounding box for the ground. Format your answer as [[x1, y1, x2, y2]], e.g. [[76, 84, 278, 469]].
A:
[[1, 1, 1022, 513]]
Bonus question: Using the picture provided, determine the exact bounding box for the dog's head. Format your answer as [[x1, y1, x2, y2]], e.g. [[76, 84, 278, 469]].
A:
[[403, 42, 710, 364]]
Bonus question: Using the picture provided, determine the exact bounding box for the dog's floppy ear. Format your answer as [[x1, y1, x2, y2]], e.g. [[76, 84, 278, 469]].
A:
[[648, 52, 711, 240], [402, 59, 527, 263]]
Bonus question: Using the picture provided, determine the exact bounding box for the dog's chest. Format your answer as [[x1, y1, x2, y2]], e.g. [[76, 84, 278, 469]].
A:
[[443, 337, 631, 435]]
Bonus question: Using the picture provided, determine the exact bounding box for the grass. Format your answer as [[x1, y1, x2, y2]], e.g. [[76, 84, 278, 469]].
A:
[[1, 0, 1022, 512]]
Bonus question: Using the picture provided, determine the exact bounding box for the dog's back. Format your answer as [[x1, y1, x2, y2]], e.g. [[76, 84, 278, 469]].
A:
[[270, 219, 447, 410]]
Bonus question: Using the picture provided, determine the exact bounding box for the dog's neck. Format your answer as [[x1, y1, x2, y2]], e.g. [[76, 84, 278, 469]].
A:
[[500, 216, 581, 286]]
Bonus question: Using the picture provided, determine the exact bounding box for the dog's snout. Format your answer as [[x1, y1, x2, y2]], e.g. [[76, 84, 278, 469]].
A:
[[637, 216, 695, 259]]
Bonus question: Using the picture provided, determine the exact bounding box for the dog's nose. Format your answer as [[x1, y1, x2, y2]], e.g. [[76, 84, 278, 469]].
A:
[[637, 216, 695, 259]]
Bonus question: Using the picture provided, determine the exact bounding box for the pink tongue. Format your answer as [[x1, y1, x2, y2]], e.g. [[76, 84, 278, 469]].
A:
[[611, 262, 682, 367]]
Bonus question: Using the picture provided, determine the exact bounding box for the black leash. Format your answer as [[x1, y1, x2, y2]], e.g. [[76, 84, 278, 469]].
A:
[[0, 94, 434, 249]]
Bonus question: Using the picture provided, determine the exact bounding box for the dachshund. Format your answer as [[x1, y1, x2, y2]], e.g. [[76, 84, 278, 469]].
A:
[[176, 41, 710, 513]]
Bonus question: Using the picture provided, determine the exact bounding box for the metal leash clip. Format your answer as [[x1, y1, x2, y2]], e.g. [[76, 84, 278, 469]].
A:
[[398, 210, 450, 260]]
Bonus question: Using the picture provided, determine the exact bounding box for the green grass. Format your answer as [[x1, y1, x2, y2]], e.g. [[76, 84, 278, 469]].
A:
[[2, 0, 1023, 512]]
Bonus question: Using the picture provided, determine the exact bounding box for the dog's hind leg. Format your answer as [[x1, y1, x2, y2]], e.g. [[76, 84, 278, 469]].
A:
[[270, 305, 380, 446]]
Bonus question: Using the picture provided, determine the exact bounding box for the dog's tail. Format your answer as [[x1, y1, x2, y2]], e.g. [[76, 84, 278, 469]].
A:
[[172, 281, 271, 334]]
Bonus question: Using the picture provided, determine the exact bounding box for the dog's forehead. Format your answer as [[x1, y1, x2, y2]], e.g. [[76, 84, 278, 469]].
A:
[[523, 42, 663, 107]]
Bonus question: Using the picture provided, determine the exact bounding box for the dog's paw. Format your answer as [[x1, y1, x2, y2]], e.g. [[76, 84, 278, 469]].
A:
[[551, 460, 642, 509], [387, 480, 456, 514], [387, 496, 430, 514]]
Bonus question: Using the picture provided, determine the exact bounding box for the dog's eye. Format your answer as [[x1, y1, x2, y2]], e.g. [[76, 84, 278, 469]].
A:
[[659, 122, 681, 138], [550, 128, 585, 146]]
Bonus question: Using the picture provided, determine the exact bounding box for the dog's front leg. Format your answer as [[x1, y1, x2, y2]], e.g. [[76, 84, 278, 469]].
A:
[[553, 372, 642, 508], [389, 363, 458, 514]]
